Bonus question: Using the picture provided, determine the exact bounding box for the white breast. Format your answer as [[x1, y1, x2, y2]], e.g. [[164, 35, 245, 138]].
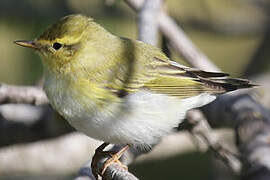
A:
[[44, 74, 216, 148]]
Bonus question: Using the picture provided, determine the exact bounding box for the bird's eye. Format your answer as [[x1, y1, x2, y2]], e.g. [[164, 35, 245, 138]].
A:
[[52, 42, 62, 50]]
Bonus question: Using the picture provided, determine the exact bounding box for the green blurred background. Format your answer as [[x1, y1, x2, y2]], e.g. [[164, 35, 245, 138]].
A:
[[0, 0, 268, 179]]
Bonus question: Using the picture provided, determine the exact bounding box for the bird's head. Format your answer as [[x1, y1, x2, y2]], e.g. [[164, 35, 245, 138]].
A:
[[14, 14, 99, 73]]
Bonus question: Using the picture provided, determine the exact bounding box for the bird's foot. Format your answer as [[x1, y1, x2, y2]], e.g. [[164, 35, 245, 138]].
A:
[[91, 143, 130, 180]]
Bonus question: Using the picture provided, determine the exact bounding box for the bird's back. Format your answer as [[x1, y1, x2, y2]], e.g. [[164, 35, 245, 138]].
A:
[[98, 37, 255, 101]]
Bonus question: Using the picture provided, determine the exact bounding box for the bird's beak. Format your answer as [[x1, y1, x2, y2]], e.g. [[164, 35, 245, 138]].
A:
[[14, 40, 39, 50]]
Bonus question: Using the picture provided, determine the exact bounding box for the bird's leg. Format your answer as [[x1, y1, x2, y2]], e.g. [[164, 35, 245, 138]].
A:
[[91, 143, 130, 179], [101, 144, 130, 175]]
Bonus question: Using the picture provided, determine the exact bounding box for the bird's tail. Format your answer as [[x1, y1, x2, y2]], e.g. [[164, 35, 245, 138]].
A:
[[189, 69, 257, 94]]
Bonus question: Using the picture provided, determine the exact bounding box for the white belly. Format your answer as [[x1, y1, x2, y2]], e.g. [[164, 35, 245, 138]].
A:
[[44, 76, 216, 147]]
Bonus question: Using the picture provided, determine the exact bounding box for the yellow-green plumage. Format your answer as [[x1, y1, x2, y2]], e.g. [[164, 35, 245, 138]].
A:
[[35, 15, 250, 100], [15, 14, 254, 147]]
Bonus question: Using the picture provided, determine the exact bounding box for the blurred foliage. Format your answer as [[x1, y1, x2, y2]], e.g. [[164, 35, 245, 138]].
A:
[[0, 0, 268, 179]]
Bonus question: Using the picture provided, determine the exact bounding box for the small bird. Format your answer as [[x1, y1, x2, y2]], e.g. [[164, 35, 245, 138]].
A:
[[15, 14, 254, 178]]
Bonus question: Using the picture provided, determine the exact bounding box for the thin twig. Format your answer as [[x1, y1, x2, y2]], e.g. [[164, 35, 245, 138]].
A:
[[186, 109, 242, 174]]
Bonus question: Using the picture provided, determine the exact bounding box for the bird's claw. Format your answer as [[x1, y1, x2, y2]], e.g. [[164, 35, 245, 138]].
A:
[[91, 143, 130, 180]]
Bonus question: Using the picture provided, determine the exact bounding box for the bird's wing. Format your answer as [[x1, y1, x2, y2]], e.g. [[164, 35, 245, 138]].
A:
[[103, 37, 254, 99], [107, 56, 254, 99], [143, 57, 254, 98]]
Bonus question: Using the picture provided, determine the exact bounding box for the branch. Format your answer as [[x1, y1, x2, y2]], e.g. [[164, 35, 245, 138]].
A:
[[0, 129, 234, 177], [76, 160, 139, 180], [138, 0, 162, 45], [0, 83, 49, 105], [202, 91, 270, 179], [124, 0, 220, 71], [0, 104, 73, 147], [186, 109, 242, 174], [0, 133, 100, 176], [0, 84, 73, 147]]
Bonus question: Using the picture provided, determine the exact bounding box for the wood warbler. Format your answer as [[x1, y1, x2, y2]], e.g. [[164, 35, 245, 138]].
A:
[[15, 14, 254, 177]]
